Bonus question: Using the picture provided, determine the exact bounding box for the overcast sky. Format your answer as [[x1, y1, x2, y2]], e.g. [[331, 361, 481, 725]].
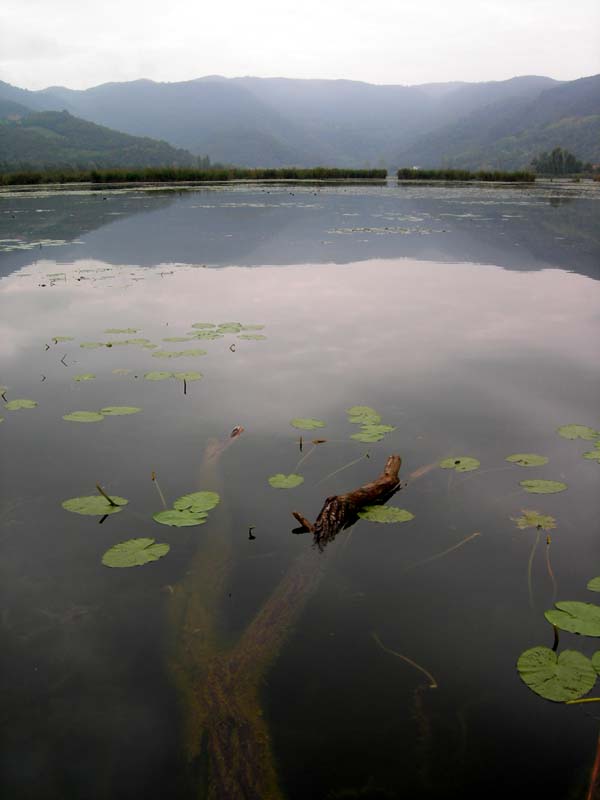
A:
[[1, 0, 599, 90]]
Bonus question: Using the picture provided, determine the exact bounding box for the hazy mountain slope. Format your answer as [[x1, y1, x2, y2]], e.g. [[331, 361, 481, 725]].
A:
[[396, 74, 600, 168], [0, 110, 198, 170], [0, 74, 597, 169]]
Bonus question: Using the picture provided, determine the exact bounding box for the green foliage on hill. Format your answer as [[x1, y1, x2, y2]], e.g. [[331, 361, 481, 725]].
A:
[[0, 165, 387, 186], [0, 110, 199, 171], [530, 147, 590, 174], [397, 168, 535, 182]]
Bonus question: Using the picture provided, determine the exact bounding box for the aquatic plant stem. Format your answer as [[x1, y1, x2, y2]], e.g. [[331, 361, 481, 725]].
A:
[[545, 535, 558, 603], [586, 730, 600, 800], [293, 444, 316, 473], [402, 532, 481, 573], [372, 631, 438, 689], [151, 471, 168, 510], [316, 452, 368, 486], [95, 483, 118, 507], [527, 530, 541, 611]]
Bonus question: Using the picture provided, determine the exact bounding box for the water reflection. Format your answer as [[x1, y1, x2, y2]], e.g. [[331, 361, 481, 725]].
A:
[[1, 212, 599, 797]]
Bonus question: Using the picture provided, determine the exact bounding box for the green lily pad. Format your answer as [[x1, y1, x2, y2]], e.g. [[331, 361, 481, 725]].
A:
[[141, 343, 158, 349], [290, 418, 326, 430], [517, 647, 596, 702], [173, 371, 203, 381], [351, 430, 385, 443], [268, 473, 304, 489], [237, 334, 267, 340], [153, 509, 208, 527], [73, 373, 96, 382], [102, 537, 170, 568], [62, 494, 128, 515], [587, 577, 600, 592], [112, 368, 132, 375], [593, 652, 600, 675], [52, 336, 74, 342], [217, 324, 243, 333], [506, 453, 549, 467], [583, 450, 600, 462], [520, 479, 567, 494], [439, 457, 480, 473], [104, 328, 140, 334], [151, 349, 207, 359], [512, 510, 557, 531], [358, 506, 415, 523], [191, 322, 216, 329], [80, 342, 105, 349], [5, 398, 38, 410], [162, 336, 193, 342], [557, 424, 600, 441], [545, 602, 600, 636], [189, 330, 223, 340], [100, 406, 142, 416], [347, 406, 381, 424], [173, 491, 220, 512], [63, 411, 104, 423], [241, 324, 265, 331], [144, 371, 173, 381]]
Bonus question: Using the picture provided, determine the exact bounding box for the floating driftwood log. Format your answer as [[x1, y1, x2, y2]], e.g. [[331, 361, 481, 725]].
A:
[[292, 454, 402, 549]]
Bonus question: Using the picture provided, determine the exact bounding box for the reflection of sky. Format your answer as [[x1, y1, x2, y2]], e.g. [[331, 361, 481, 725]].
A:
[[2, 253, 600, 799]]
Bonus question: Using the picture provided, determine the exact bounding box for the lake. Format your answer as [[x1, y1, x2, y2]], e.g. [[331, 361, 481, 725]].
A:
[[1, 179, 599, 800]]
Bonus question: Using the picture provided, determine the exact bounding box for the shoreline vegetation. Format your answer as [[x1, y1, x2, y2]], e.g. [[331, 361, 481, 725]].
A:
[[0, 166, 387, 186], [397, 168, 536, 182]]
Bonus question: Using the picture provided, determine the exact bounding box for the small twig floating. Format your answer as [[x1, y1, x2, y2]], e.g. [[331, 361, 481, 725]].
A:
[[95, 483, 118, 507]]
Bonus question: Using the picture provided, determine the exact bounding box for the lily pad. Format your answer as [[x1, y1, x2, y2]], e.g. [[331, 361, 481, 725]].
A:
[[520, 479, 567, 494], [63, 411, 104, 423], [102, 537, 170, 568], [217, 322, 242, 333], [144, 371, 173, 381], [62, 494, 128, 515], [80, 342, 105, 349], [173, 371, 203, 382], [153, 509, 208, 527], [189, 330, 223, 340], [583, 450, 600, 462], [151, 349, 207, 358], [291, 418, 326, 430], [351, 430, 385, 443], [513, 510, 557, 531], [112, 368, 132, 375], [358, 506, 415, 523], [347, 406, 381, 424], [517, 647, 596, 702], [545, 602, 600, 636], [241, 324, 265, 331], [5, 398, 38, 410], [162, 336, 193, 342], [173, 491, 220, 512], [506, 453, 549, 467], [268, 473, 304, 489], [593, 652, 600, 675], [439, 457, 480, 473], [100, 406, 142, 416], [73, 373, 96, 382], [52, 336, 74, 342], [191, 322, 216, 329], [105, 328, 140, 334], [557, 424, 600, 441], [587, 577, 600, 592], [238, 334, 267, 340], [141, 343, 158, 349]]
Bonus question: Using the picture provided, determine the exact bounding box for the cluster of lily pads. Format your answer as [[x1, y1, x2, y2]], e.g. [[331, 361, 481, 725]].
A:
[[347, 406, 395, 443], [61, 486, 220, 568], [63, 406, 142, 423], [514, 422, 600, 703]]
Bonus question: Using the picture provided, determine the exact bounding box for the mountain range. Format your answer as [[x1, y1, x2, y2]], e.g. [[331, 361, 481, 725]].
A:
[[1, 73, 599, 170]]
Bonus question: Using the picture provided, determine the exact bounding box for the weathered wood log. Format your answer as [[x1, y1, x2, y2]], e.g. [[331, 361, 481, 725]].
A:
[[293, 454, 402, 549]]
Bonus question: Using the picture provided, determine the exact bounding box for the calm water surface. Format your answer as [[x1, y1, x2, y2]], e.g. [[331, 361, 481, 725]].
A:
[[1, 181, 599, 799]]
